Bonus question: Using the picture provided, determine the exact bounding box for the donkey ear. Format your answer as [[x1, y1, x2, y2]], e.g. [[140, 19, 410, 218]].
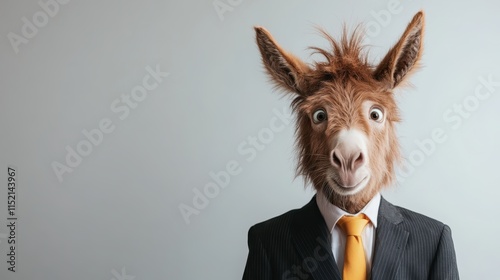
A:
[[254, 26, 311, 95], [374, 11, 425, 89]]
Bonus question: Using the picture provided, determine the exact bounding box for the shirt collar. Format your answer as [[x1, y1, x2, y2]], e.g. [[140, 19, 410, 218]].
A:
[[316, 191, 381, 233]]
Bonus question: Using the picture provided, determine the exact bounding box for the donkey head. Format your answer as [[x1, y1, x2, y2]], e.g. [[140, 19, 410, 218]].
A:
[[255, 12, 424, 213]]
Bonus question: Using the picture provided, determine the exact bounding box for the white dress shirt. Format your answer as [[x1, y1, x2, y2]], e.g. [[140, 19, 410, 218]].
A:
[[316, 192, 381, 276]]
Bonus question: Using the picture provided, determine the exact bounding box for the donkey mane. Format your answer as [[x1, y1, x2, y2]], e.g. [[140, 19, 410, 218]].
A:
[[309, 27, 371, 83], [291, 27, 381, 108]]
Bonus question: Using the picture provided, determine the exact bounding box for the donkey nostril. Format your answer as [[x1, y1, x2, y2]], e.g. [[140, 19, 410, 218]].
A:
[[355, 153, 363, 164], [332, 151, 342, 167], [351, 152, 364, 170]]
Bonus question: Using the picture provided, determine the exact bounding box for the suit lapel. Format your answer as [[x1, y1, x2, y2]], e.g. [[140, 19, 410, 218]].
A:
[[370, 197, 409, 280], [291, 196, 341, 280]]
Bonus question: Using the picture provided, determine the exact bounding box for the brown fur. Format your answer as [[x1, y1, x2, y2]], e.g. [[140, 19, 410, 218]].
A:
[[254, 11, 425, 213]]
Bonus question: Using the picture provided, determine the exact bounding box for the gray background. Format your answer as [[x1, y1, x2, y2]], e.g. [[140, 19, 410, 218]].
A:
[[0, 0, 499, 279]]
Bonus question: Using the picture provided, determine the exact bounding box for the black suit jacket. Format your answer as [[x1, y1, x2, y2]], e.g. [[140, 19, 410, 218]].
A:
[[243, 196, 459, 280]]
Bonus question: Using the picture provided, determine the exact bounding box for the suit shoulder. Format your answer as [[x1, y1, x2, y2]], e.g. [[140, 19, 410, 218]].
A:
[[393, 204, 449, 235], [396, 204, 443, 224], [248, 207, 299, 238]]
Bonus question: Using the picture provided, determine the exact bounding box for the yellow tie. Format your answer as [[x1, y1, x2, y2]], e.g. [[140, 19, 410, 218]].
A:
[[337, 214, 370, 280]]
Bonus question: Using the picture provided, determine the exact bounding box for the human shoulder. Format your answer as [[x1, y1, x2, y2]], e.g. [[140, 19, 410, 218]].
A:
[[248, 197, 319, 239], [248, 207, 299, 239], [384, 198, 449, 237]]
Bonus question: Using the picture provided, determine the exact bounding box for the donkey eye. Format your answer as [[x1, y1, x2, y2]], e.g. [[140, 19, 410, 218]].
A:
[[312, 109, 327, 124], [369, 107, 384, 122]]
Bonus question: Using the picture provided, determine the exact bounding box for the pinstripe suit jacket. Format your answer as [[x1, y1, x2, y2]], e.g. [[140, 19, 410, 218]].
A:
[[243, 195, 459, 280]]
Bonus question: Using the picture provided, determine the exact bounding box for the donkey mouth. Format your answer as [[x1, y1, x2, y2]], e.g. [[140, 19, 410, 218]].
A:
[[329, 175, 368, 191]]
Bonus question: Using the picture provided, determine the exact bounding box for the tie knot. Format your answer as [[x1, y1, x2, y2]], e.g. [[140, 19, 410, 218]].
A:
[[337, 214, 369, 236]]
